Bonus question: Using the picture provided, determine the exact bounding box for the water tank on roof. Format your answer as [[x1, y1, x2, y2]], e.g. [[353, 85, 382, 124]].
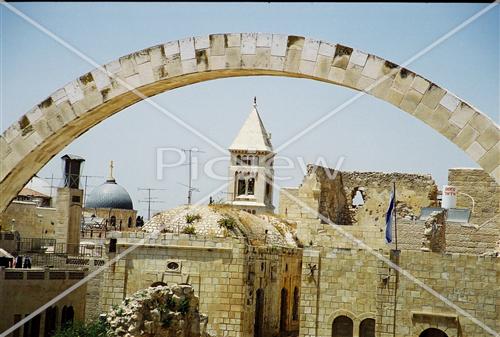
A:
[[441, 185, 457, 209]]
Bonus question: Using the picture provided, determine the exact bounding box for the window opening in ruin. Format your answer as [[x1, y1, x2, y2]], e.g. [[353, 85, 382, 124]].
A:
[[352, 189, 365, 206]]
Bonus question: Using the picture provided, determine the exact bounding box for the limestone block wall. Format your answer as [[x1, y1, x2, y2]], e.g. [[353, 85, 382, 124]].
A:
[[299, 248, 378, 337], [100, 232, 302, 337], [0, 201, 58, 238], [299, 248, 499, 337], [0, 268, 87, 336], [448, 168, 499, 226], [392, 251, 499, 337]]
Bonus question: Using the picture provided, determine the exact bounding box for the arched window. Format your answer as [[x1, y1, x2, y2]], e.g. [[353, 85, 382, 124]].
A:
[[292, 287, 299, 321], [128, 217, 132, 228], [61, 306, 74, 329], [247, 178, 255, 195], [237, 178, 246, 196], [236, 155, 242, 165], [110, 216, 116, 226], [44, 306, 58, 337], [332, 315, 353, 337], [279, 288, 288, 333], [419, 328, 448, 337], [359, 318, 375, 337]]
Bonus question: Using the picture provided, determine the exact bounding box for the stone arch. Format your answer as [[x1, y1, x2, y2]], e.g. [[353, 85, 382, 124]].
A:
[[1, 33, 498, 212], [419, 328, 449, 337]]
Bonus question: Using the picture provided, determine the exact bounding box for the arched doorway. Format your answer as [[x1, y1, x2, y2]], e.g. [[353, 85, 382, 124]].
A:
[[254, 289, 264, 337], [1, 33, 498, 213], [61, 305, 74, 329], [332, 315, 353, 337], [419, 328, 448, 337], [359, 318, 375, 337], [279, 288, 288, 334], [44, 306, 58, 337], [292, 286, 300, 321]]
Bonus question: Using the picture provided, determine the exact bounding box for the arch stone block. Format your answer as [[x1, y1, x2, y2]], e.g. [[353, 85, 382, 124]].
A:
[[1, 33, 498, 212]]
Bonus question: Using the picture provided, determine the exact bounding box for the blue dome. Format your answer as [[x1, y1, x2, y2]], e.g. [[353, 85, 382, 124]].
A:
[[86, 179, 133, 210]]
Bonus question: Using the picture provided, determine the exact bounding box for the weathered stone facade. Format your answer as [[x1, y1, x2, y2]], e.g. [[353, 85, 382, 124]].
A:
[[99, 206, 302, 337]]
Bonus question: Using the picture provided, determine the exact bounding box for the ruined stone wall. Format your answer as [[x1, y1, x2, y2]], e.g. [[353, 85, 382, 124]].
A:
[[279, 167, 438, 250], [448, 168, 499, 226], [299, 248, 499, 337], [340, 171, 438, 226], [100, 232, 302, 337]]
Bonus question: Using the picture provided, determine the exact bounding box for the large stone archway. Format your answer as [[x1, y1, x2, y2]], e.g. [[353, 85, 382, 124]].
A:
[[1, 33, 498, 212]]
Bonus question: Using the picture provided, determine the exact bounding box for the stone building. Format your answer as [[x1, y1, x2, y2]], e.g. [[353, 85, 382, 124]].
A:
[[279, 165, 499, 337], [84, 161, 137, 230], [0, 267, 87, 337], [227, 99, 275, 214], [101, 205, 302, 337]]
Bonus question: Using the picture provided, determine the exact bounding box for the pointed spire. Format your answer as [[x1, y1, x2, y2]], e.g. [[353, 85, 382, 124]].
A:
[[229, 98, 273, 153], [107, 160, 116, 183]]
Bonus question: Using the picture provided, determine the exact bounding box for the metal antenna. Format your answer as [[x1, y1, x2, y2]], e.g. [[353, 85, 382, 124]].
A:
[[38, 174, 103, 206], [181, 148, 204, 205], [138, 187, 167, 220]]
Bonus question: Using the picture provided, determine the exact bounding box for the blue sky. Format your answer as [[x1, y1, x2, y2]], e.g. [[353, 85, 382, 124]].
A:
[[1, 3, 498, 216]]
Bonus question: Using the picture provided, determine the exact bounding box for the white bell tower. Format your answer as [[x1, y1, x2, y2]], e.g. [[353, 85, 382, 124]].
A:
[[227, 98, 275, 214]]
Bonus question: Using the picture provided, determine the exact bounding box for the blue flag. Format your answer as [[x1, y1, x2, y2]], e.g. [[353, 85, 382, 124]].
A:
[[385, 191, 395, 244]]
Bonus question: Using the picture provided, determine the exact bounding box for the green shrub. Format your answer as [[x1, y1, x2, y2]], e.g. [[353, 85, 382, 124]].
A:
[[182, 225, 196, 235], [166, 296, 176, 310], [178, 298, 190, 315], [54, 320, 108, 337], [217, 216, 236, 230], [185, 213, 201, 224]]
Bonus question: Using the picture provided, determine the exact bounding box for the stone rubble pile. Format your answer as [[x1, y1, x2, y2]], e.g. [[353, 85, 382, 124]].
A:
[[106, 284, 213, 337]]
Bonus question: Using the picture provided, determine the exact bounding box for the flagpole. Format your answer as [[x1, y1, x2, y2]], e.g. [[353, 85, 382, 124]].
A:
[[393, 181, 398, 251]]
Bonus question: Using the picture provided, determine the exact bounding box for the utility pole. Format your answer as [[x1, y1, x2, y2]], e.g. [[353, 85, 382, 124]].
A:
[[181, 148, 204, 205], [138, 188, 167, 220]]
